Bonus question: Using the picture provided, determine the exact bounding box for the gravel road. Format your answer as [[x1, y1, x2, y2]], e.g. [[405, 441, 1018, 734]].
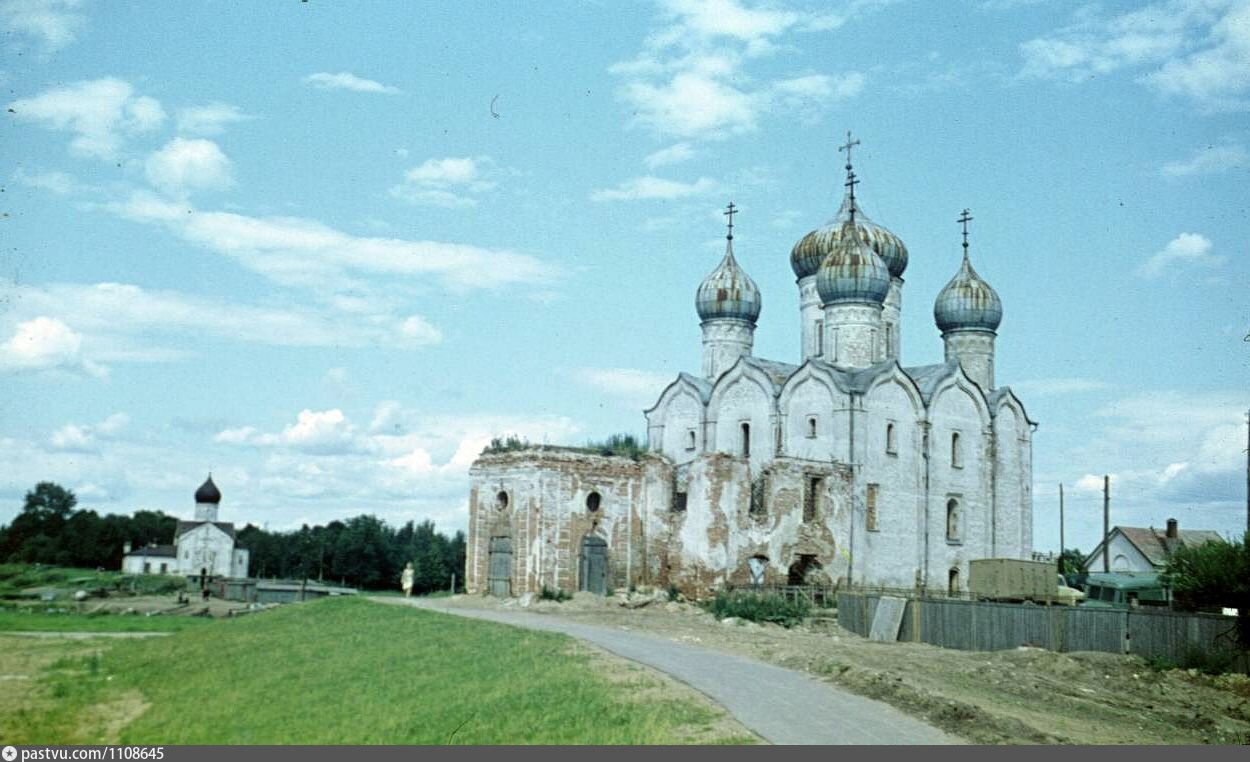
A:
[[374, 597, 954, 745]]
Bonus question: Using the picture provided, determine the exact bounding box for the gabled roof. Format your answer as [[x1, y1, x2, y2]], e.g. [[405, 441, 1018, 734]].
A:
[[176, 520, 237, 540], [741, 356, 798, 389], [902, 362, 960, 404], [1088, 525, 1224, 569], [127, 544, 176, 559]]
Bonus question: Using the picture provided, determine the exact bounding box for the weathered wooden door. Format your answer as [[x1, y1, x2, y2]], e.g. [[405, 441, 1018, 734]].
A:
[[579, 535, 608, 595], [487, 536, 512, 597]]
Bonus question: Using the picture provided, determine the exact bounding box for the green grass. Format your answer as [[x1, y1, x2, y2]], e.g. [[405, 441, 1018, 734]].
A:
[[0, 609, 212, 632], [703, 590, 811, 628], [0, 563, 186, 599], [14, 597, 752, 744]]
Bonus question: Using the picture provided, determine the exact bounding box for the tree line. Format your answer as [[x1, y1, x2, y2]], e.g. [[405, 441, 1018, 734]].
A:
[[0, 482, 465, 593]]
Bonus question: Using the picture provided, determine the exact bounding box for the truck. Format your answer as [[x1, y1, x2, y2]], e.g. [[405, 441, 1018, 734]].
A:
[[968, 558, 1084, 605]]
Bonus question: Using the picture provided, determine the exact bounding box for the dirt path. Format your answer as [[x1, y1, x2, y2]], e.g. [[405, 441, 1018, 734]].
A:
[[4, 631, 172, 639], [375, 596, 953, 745]]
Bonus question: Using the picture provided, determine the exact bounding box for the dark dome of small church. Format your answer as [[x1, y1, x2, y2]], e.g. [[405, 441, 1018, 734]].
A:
[[814, 222, 892, 306], [934, 251, 1002, 333], [195, 475, 221, 504]]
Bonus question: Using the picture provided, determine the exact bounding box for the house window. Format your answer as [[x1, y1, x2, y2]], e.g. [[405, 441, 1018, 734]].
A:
[[741, 422, 750, 457], [885, 423, 897, 455], [685, 429, 696, 450], [159, 563, 167, 574], [586, 491, 601, 513], [866, 484, 879, 531], [143, 562, 150, 574], [672, 491, 687, 513], [951, 432, 962, 468], [807, 416, 818, 439], [803, 477, 821, 522], [946, 498, 960, 542]]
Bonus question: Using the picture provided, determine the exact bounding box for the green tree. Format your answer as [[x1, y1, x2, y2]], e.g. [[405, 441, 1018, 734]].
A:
[[1161, 533, 1250, 650], [1058, 547, 1084, 576]]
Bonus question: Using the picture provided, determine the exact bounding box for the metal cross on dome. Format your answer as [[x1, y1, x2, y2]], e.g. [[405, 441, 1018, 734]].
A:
[[838, 129, 861, 174], [958, 208, 973, 251], [724, 201, 737, 240]]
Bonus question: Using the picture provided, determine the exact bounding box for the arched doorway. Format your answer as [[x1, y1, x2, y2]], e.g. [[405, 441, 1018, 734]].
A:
[[788, 554, 822, 585], [948, 567, 960, 596], [487, 535, 513, 597], [579, 535, 608, 595]]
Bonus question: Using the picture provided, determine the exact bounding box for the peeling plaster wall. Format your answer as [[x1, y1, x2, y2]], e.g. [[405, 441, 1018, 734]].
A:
[[652, 389, 704, 466]]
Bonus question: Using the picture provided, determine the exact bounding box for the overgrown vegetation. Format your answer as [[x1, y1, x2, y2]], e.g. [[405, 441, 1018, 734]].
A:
[[539, 585, 572, 602], [0, 564, 185, 601], [584, 433, 647, 461], [481, 434, 531, 454], [1147, 645, 1243, 676], [703, 590, 810, 628], [1161, 532, 1250, 652], [0, 483, 466, 594], [4, 597, 751, 744]]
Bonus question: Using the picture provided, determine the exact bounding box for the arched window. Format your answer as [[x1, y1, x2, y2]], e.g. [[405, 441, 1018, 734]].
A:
[[740, 422, 751, 457], [747, 556, 767, 586], [948, 567, 960, 595], [586, 491, 601, 513], [946, 498, 960, 542], [685, 429, 696, 450], [807, 416, 818, 439], [885, 423, 897, 454], [951, 432, 962, 468], [495, 491, 509, 511]]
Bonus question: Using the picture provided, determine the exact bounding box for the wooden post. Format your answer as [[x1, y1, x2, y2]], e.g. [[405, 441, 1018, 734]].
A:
[[1058, 483, 1065, 573], [450, 573, 456, 595], [1102, 475, 1110, 573]]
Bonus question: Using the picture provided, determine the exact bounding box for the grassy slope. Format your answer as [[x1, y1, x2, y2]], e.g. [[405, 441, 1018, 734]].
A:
[[0, 610, 212, 632], [13, 597, 751, 744]]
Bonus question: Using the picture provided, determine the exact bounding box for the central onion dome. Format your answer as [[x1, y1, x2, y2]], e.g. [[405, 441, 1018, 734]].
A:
[[194, 474, 221, 504], [696, 237, 761, 323], [791, 191, 909, 281], [814, 221, 892, 305], [934, 251, 1002, 332]]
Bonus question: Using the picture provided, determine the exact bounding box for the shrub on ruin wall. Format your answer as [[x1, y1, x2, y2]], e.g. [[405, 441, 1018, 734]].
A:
[[703, 590, 810, 628]]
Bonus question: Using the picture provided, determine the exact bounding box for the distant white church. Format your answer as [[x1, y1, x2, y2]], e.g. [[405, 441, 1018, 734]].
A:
[[467, 136, 1035, 597], [121, 475, 249, 580]]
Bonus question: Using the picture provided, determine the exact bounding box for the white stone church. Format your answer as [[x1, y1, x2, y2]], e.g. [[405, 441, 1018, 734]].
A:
[[121, 475, 249, 580], [467, 138, 1035, 598]]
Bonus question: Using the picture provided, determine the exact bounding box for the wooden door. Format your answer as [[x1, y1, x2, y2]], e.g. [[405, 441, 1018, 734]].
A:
[[487, 536, 513, 597], [579, 535, 608, 595]]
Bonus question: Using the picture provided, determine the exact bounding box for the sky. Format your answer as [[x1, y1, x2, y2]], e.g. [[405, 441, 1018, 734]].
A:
[[0, 0, 1246, 553]]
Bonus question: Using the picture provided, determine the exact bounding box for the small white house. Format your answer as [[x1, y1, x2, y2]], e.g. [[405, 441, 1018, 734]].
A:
[[1084, 518, 1222, 573]]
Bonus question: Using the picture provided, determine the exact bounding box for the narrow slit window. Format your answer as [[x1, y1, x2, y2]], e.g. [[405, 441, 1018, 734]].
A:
[[685, 429, 696, 450], [803, 477, 821, 522], [741, 422, 750, 457], [866, 483, 879, 531], [807, 416, 818, 439], [951, 432, 962, 468], [885, 423, 897, 454], [946, 498, 960, 541]]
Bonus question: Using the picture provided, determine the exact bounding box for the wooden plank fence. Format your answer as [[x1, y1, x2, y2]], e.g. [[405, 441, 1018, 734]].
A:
[[838, 591, 1245, 670]]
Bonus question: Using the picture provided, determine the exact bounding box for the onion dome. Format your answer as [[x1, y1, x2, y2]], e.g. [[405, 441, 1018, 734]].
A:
[[194, 474, 221, 504], [814, 221, 892, 306], [934, 251, 1002, 333], [696, 203, 761, 323], [791, 192, 909, 280]]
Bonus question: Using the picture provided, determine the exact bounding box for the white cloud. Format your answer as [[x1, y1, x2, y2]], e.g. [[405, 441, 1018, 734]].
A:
[[103, 192, 557, 294], [1136, 232, 1225, 278], [591, 175, 717, 202], [574, 367, 672, 399], [644, 142, 696, 168], [48, 412, 129, 453], [3, 282, 444, 372], [1161, 142, 1250, 176], [1, 0, 86, 51], [0, 316, 106, 377], [389, 156, 496, 208], [7, 78, 164, 160], [175, 102, 251, 135], [144, 138, 234, 197], [303, 72, 399, 94], [12, 168, 85, 196], [611, 0, 873, 140], [1020, 0, 1250, 110]]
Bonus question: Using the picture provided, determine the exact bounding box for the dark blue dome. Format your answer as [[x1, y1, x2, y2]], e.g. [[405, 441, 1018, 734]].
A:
[[194, 475, 221, 504]]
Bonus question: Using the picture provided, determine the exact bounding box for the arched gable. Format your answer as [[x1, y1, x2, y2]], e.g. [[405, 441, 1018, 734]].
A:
[[990, 387, 1036, 428], [706, 357, 776, 458], [863, 363, 925, 418], [645, 373, 709, 419], [706, 356, 778, 420], [778, 361, 844, 459], [777, 360, 844, 410], [926, 366, 991, 426]]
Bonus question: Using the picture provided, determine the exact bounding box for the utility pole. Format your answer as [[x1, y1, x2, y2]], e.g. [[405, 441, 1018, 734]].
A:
[[1245, 408, 1249, 535], [1103, 475, 1110, 573], [1059, 483, 1065, 572]]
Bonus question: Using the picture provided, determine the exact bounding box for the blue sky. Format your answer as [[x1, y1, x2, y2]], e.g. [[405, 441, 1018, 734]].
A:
[[0, 0, 1246, 553]]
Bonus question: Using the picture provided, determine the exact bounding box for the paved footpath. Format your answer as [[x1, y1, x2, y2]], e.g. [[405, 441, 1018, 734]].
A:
[[372, 597, 953, 745]]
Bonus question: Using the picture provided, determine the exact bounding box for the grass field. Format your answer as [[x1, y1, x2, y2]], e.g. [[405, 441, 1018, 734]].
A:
[[2, 596, 754, 744], [0, 609, 213, 632]]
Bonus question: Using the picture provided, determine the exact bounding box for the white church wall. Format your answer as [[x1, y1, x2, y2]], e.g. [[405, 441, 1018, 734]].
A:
[[779, 372, 844, 461], [176, 523, 236, 578], [925, 379, 992, 591], [656, 389, 704, 465], [993, 399, 1028, 559], [855, 376, 925, 588], [709, 374, 774, 467]]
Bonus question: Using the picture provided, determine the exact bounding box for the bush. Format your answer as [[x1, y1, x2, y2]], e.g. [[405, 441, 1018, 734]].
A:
[[666, 583, 681, 602], [702, 590, 810, 628], [539, 585, 571, 603]]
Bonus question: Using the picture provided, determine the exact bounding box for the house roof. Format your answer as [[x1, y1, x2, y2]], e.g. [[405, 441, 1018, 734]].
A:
[[1090, 525, 1224, 569], [127, 544, 176, 559], [175, 520, 237, 540]]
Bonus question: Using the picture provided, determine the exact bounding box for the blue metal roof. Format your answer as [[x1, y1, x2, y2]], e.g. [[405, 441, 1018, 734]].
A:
[[696, 239, 761, 323], [791, 191, 909, 280], [814, 221, 891, 306], [934, 252, 1002, 332]]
